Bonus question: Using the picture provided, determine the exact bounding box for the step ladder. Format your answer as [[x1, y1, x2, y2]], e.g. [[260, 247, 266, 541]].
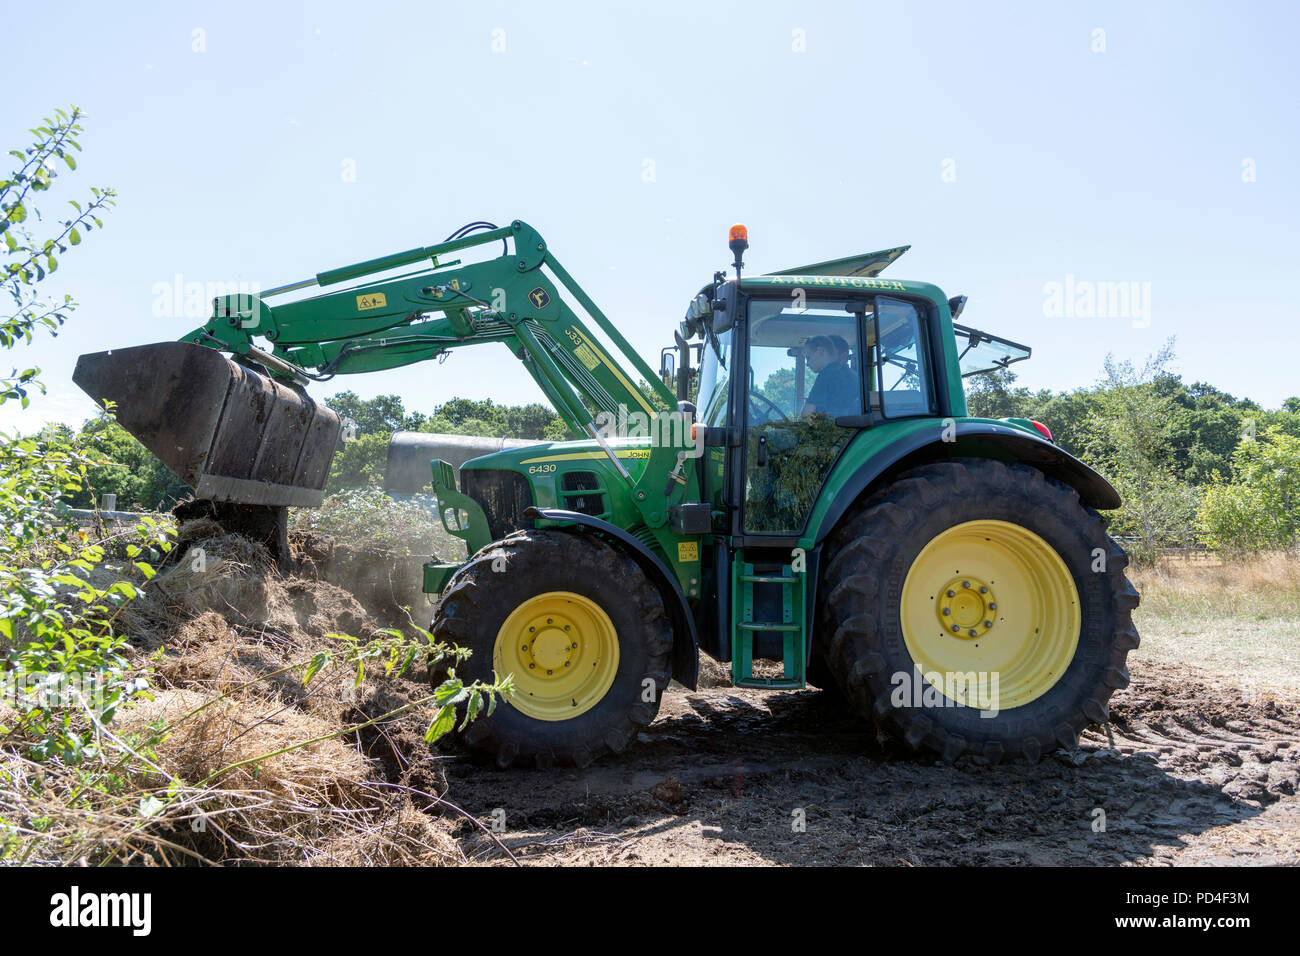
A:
[[730, 558, 806, 689]]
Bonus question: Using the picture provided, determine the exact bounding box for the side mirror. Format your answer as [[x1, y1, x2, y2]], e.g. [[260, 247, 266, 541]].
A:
[[659, 348, 677, 390]]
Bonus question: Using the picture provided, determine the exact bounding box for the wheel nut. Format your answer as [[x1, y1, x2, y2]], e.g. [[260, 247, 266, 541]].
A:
[[947, 589, 955, 598], [979, 586, 987, 594], [962, 581, 970, 589], [989, 603, 997, 610], [984, 620, 993, 628], [529, 663, 535, 668], [571, 642, 578, 649], [968, 629, 978, 637], [952, 625, 961, 633], [547, 618, 553, 624], [546, 669, 552, 675], [942, 608, 950, 615], [564, 661, 570, 667]]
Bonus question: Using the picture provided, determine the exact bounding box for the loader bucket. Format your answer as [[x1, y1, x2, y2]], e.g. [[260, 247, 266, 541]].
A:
[[73, 342, 342, 508]]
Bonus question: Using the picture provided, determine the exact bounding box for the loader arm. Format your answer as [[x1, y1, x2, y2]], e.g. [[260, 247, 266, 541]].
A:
[[184, 220, 673, 436], [74, 220, 685, 517]]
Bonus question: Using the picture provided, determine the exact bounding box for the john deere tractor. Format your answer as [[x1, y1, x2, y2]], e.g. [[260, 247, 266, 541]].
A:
[[75, 220, 1139, 768]]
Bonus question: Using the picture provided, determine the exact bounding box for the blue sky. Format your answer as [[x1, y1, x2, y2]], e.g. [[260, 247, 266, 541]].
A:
[[4, 0, 1298, 433]]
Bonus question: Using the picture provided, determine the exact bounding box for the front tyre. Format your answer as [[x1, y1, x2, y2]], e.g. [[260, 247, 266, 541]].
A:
[[431, 530, 674, 769]]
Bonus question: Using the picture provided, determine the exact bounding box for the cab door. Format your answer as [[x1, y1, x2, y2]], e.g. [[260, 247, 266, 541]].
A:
[[740, 295, 867, 535]]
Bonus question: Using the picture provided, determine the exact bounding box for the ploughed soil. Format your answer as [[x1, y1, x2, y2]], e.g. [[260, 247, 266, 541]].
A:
[[120, 523, 1300, 866]]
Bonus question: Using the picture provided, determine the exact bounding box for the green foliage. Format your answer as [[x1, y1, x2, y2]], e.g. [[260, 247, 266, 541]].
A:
[[327, 430, 390, 491], [419, 396, 569, 441], [300, 626, 511, 745], [1198, 426, 1300, 552], [1078, 344, 1198, 564], [325, 392, 569, 492], [326, 391, 425, 435], [0, 107, 176, 766], [291, 486, 459, 558], [71, 417, 189, 511], [2, 107, 115, 407], [324, 392, 423, 492], [0, 420, 175, 762]]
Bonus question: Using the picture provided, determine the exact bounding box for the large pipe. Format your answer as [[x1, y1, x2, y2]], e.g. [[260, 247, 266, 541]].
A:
[[384, 431, 545, 495]]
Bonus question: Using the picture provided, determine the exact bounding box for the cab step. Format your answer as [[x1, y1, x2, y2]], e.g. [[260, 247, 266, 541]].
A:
[[730, 559, 806, 689]]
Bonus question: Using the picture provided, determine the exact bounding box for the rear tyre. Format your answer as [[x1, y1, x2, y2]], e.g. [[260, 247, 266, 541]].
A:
[[817, 459, 1140, 763], [431, 530, 673, 769]]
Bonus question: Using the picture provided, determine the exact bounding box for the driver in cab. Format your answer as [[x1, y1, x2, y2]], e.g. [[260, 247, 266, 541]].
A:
[[800, 335, 858, 419]]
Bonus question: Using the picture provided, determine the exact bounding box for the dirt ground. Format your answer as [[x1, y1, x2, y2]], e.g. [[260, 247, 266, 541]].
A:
[[110, 525, 1300, 866], [434, 659, 1300, 866]]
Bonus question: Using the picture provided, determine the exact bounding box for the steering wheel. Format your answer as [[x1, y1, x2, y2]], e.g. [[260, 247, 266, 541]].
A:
[[748, 389, 791, 424]]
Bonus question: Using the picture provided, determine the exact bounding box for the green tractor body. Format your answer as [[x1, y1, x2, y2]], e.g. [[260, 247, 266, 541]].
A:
[[74, 220, 1139, 768]]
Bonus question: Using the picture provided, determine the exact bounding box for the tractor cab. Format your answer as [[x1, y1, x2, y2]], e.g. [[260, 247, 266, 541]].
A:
[[692, 273, 954, 540]]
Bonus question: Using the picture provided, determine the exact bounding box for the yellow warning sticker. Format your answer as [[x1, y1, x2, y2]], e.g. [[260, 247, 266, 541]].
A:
[[677, 541, 699, 562], [574, 343, 601, 370], [356, 292, 387, 311]]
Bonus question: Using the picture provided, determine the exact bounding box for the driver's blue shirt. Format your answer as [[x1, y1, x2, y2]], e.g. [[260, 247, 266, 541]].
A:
[[805, 361, 859, 417]]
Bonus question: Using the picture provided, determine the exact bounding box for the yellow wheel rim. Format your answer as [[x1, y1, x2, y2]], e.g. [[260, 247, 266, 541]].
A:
[[900, 520, 1080, 711], [493, 591, 620, 722]]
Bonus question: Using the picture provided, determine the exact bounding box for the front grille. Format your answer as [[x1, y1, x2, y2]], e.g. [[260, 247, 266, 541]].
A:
[[560, 470, 607, 518], [460, 468, 535, 541]]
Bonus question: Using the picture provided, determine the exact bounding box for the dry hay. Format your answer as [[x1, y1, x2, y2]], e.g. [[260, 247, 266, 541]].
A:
[[119, 688, 367, 812], [28, 519, 465, 865], [3, 687, 460, 865], [111, 688, 459, 865]]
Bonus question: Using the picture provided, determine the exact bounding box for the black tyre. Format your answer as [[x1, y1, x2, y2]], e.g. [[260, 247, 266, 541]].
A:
[[817, 459, 1140, 763], [431, 529, 673, 769]]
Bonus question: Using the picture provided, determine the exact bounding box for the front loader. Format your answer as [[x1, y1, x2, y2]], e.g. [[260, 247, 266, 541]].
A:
[[75, 220, 1140, 768]]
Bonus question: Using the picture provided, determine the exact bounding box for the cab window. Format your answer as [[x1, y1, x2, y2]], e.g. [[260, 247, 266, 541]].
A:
[[873, 297, 935, 418], [743, 297, 862, 534]]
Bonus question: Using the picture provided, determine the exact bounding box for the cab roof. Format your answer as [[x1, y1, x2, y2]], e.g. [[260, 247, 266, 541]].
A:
[[767, 245, 910, 278], [738, 272, 945, 301]]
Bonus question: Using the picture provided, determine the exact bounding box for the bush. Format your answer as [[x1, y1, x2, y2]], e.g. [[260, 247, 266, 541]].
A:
[[291, 487, 464, 560], [1198, 426, 1300, 553]]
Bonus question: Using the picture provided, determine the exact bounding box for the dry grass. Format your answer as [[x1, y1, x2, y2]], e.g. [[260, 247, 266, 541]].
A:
[[1130, 551, 1300, 693], [1, 521, 463, 866]]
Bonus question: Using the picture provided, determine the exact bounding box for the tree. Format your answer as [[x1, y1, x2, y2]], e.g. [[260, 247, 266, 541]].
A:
[[73, 417, 190, 510], [1198, 426, 1300, 552], [420, 396, 569, 441], [325, 391, 424, 436], [963, 366, 1029, 420], [1079, 341, 1197, 563], [3, 109, 114, 406]]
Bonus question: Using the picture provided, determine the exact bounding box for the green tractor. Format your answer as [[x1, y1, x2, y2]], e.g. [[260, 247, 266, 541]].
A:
[[75, 220, 1139, 768]]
